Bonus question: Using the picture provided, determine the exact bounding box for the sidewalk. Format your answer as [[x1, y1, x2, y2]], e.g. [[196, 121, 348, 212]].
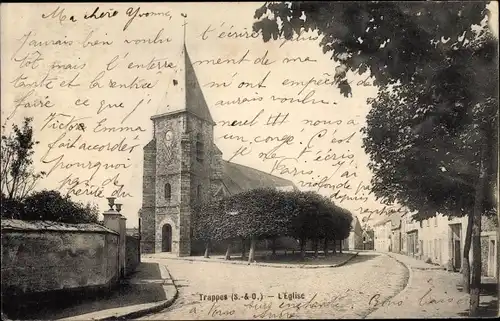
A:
[[367, 252, 498, 318], [144, 250, 359, 269], [7, 262, 178, 321], [384, 251, 446, 270]]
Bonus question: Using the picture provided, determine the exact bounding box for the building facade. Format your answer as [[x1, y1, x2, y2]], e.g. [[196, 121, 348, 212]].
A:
[[140, 44, 295, 256], [400, 212, 407, 253], [374, 217, 392, 252], [374, 211, 498, 279], [362, 228, 375, 250], [390, 212, 403, 253], [344, 216, 363, 250]]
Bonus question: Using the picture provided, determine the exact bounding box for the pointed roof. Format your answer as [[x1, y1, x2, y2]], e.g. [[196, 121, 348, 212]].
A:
[[351, 216, 362, 232], [184, 45, 214, 124], [152, 44, 214, 124]]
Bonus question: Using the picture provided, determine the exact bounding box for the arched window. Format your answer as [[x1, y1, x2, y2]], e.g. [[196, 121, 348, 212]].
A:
[[197, 185, 202, 202], [164, 183, 171, 203], [196, 133, 204, 162]]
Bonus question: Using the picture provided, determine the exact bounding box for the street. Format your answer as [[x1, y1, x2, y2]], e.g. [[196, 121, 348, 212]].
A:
[[138, 252, 409, 319]]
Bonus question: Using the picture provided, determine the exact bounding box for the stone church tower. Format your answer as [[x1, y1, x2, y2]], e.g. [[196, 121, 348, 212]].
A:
[[141, 43, 224, 256]]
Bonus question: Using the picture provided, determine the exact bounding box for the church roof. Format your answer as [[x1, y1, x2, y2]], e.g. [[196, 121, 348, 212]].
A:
[[213, 143, 223, 155], [143, 139, 156, 150], [152, 44, 214, 124], [221, 160, 296, 194]]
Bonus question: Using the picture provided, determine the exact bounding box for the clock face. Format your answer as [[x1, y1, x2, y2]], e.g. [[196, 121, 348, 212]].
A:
[[165, 130, 173, 143]]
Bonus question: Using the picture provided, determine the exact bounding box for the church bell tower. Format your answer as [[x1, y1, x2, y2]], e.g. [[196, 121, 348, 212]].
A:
[[141, 20, 216, 256]]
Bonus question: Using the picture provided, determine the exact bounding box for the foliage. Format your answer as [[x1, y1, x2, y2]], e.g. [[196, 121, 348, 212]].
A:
[[0, 118, 98, 224], [192, 201, 215, 243], [253, 2, 491, 98], [193, 188, 292, 242], [1, 117, 45, 200], [286, 190, 323, 241], [192, 188, 353, 244], [0, 194, 23, 219], [1, 190, 100, 224], [361, 31, 498, 221], [192, 198, 238, 243], [285, 191, 352, 241], [253, 3, 497, 313], [332, 205, 353, 240], [253, 2, 498, 219]]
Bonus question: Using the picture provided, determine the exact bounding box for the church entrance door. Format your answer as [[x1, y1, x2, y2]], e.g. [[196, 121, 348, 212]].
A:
[[162, 224, 172, 252]]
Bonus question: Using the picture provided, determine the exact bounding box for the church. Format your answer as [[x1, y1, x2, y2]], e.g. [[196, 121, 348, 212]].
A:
[[140, 43, 296, 256]]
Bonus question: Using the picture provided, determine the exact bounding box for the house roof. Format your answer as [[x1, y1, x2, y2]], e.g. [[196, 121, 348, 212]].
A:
[[373, 215, 392, 227], [221, 160, 296, 194], [373, 210, 407, 227], [352, 216, 362, 231]]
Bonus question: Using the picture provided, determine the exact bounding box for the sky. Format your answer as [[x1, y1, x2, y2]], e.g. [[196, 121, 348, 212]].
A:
[[1, 2, 498, 228]]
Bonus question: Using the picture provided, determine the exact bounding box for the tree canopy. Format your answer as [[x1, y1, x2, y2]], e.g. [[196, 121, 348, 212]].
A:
[[253, 1, 498, 219], [1, 190, 99, 224], [1, 117, 45, 200], [253, 2, 494, 98], [1, 117, 100, 224], [192, 188, 353, 244], [253, 2, 498, 314]]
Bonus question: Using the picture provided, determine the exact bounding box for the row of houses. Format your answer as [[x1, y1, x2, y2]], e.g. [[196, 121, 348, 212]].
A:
[[373, 211, 498, 279]]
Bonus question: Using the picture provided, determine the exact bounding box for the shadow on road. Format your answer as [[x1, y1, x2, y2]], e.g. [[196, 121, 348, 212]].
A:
[[343, 252, 379, 266], [457, 282, 498, 317], [220, 251, 358, 266], [4, 262, 167, 320], [172, 278, 190, 289]]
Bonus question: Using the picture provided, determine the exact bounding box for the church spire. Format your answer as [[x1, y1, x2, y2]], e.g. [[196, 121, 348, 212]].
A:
[[181, 13, 187, 46], [152, 13, 214, 125]]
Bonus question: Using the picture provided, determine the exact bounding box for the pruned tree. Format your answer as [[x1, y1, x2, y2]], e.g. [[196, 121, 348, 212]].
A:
[[1, 117, 45, 201], [285, 190, 353, 259], [286, 190, 322, 259], [228, 188, 292, 263], [192, 198, 234, 258], [334, 206, 354, 254], [193, 187, 356, 264], [317, 198, 339, 256]]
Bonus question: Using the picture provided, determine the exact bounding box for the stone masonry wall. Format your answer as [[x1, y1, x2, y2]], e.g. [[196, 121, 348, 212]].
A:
[[141, 139, 156, 253], [1, 220, 120, 298], [125, 235, 140, 274], [147, 112, 219, 256], [151, 114, 185, 254]]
